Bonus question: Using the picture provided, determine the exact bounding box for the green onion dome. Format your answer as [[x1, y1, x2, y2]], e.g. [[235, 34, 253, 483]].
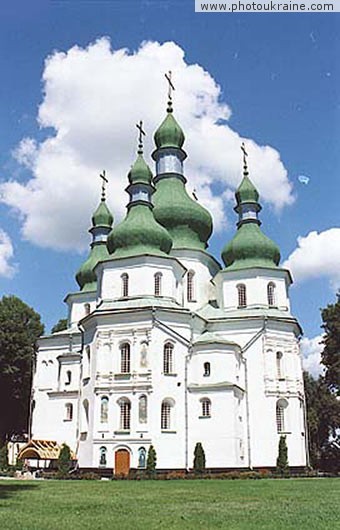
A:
[[235, 175, 259, 205], [153, 178, 213, 250], [222, 223, 281, 270], [76, 243, 110, 291], [154, 103, 185, 149], [76, 196, 113, 291], [92, 200, 113, 227], [128, 153, 153, 185], [107, 151, 173, 258], [107, 205, 172, 258]]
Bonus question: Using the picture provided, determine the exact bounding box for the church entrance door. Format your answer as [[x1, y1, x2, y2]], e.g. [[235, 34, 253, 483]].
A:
[[115, 449, 130, 476]]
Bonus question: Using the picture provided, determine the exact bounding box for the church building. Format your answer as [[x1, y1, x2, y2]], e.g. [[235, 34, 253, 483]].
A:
[[25, 82, 308, 474]]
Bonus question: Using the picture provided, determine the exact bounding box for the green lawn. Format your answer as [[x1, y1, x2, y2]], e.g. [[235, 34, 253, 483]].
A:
[[0, 478, 339, 530]]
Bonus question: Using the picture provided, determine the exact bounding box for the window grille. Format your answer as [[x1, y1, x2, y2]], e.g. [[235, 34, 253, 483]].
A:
[[99, 446, 107, 467], [163, 343, 173, 374], [154, 272, 162, 296], [120, 343, 131, 373], [201, 398, 211, 417], [121, 273, 129, 297], [276, 401, 286, 433], [268, 282, 276, 306], [276, 352, 283, 379], [120, 400, 131, 430], [237, 284, 247, 307], [161, 401, 171, 430], [187, 271, 195, 302]]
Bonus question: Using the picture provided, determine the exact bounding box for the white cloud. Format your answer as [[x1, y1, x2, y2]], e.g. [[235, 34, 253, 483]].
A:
[[1, 38, 294, 252], [0, 230, 16, 278], [300, 335, 324, 378], [283, 228, 340, 289]]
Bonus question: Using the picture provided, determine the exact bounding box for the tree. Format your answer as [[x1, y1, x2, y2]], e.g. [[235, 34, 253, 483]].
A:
[[304, 371, 340, 469], [51, 318, 68, 334], [0, 295, 44, 443], [321, 293, 340, 395], [57, 443, 71, 478], [146, 445, 157, 476], [0, 445, 8, 471], [276, 435, 289, 475], [193, 442, 206, 474]]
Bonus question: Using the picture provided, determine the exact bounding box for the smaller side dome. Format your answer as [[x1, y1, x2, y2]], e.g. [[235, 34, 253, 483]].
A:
[[235, 175, 259, 205], [92, 200, 113, 227], [128, 154, 153, 185], [154, 108, 185, 150], [222, 223, 281, 270]]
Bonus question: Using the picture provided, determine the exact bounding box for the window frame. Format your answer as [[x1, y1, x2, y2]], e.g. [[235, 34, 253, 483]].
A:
[[267, 282, 276, 307], [163, 342, 174, 375], [187, 270, 195, 302], [154, 272, 162, 297], [121, 273, 129, 297], [120, 342, 131, 374], [237, 283, 247, 308]]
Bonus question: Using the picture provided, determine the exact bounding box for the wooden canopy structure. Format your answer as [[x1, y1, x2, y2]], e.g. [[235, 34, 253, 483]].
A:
[[18, 439, 76, 461]]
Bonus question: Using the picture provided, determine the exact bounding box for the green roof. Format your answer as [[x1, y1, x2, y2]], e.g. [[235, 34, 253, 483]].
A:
[[128, 153, 153, 185], [92, 200, 114, 227], [235, 175, 259, 205], [154, 108, 185, 150], [153, 176, 213, 251], [222, 223, 280, 270], [76, 242, 110, 291]]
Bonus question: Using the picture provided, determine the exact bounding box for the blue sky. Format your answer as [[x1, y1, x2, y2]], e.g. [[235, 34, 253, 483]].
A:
[[0, 1, 339, 374]]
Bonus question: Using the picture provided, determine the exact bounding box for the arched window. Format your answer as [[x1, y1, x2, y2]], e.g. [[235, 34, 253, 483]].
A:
[[119, 399, 131, 430], [138, 447, 146, 468], [154, 272, 162, 297], [161, 400, 173, 430], [187, 270, 195, 302], [276, 352, 283, 379], [120, 343, 131, 374], [203, 362, 211, 377], [121, 273, 129, 297], [276, 399, 288, 433], [99, 446, 107, 467], [237, 284, 247, 308], [139, 395, 147, 424], [100, 396, 109, 423], [267, 282, 276, 307], [65, 403, 73, 421], [201, 398, 211, 417], [84, 303, 91, 316], [163, 342, 174, 374], [65, 370, 71, 385]]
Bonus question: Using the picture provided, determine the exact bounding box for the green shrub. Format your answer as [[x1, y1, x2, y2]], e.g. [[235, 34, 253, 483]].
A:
[[146, 445, 157, 476], [276, 435, 289, 476], [193, 443, 206, 474], [57, 443, 72, 478]]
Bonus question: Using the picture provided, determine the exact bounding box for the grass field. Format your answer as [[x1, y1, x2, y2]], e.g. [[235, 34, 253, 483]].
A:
[[0, 478, 339, 530]]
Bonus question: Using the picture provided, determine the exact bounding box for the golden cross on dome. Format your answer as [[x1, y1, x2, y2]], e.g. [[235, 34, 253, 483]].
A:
[[136, 120, 146, 153], [99, 170, 108, 201], [165, 70, 175, 102]]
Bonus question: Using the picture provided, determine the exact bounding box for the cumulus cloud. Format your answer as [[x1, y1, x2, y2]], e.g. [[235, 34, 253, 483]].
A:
[[0, 230, 16, 278], [1, 38, 294, 252], [300, 335, 324, 378], [283, 228, 340, 289]]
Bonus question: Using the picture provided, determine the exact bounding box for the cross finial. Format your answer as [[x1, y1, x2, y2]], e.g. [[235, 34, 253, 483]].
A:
[[136, 120, 146, 154], [165, 70, 175, 112], [99, 170, 108, 201], [241, 142, 249, 174]]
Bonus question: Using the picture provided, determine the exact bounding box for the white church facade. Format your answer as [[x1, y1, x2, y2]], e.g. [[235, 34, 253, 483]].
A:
[[27, 89, 308, 474]]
